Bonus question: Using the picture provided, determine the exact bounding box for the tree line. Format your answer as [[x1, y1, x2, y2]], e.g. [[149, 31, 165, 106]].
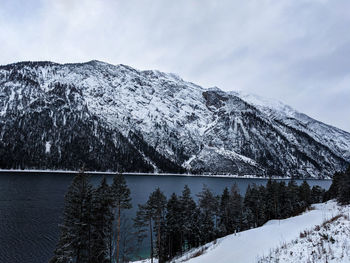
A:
[[51, 171, 330, 263], [50, 171, 132, 263], [135, 179, 325, 263], [324, 165, 350, 205]]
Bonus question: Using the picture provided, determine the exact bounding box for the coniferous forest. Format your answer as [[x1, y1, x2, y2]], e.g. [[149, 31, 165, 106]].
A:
[[50, 171, 132, 263], [50, 169, 348, 263]]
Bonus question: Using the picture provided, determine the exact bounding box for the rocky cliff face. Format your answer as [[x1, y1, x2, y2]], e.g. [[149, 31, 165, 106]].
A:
[[0, 60, 349, 178]]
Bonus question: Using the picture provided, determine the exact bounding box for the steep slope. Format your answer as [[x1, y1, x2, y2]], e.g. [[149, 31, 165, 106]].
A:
[[235, 91, 350, 161], [0, 61, 349, 177]]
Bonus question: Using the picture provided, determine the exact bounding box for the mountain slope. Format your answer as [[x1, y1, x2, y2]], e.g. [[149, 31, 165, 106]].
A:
[[0, 61, 349, 178], [235, 91, 350, 162]]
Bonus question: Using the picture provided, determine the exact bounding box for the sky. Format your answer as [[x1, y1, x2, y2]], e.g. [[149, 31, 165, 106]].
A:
[[0, 0, 349, 132]]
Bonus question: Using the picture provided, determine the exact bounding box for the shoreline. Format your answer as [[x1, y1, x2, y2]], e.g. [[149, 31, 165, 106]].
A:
[[0, 169, 331, 180]]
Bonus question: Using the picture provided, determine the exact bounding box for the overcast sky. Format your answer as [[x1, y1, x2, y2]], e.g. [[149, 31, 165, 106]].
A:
[[0, 0, 349, 132]]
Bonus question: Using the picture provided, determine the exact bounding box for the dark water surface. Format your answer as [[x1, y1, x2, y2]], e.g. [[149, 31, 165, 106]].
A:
[[0, 173, 331, 263]]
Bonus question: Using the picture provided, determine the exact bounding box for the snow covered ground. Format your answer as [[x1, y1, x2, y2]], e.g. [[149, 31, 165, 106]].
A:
[[133, 201, 349, 263], [258, 205, 350, 263]]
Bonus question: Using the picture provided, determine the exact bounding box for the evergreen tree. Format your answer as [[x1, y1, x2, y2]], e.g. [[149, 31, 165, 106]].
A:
[[219, 184, 244, 234], [165, 193, 182, 259], [265, 179, 274, 220], [134, 203, 154, 262], [265, 179, 280, 220], [257, 185, 267, 225], [298, 180, 311, 208], [229, 184, 243, 232], [118, 217, 135, 263], [287, 179, 301, 215], [243, 185, 254, 228], [197, 185, 219, 244], [179, 185, 199, 249], [110, 173, 132, 263], [311, 185, 325, 203], [244, 184, 266, 227], [325, 172, 343, 200], [278, 181, 289, 218], [148, 188, 167, 263], [338, 166, 350, 205], [189, 207, 202, 248], [218, 187, 230, 235], [134, 188, 167, 263], [91, 176, 115, 263], [50, 170, 93, 263]]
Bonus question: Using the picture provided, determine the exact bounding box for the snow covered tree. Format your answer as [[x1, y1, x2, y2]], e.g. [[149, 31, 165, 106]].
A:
[[110, 173, 132, 263], [50, 170, 93, 263]]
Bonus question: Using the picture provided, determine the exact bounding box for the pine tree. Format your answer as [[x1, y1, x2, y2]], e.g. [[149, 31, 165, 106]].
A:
[[134, 188, 167, 263], [243, 185, 255, 228], [298, 180, 311, 208], [110, 173, 132, 263], [218, 187, 230, 235], [197, 185, 219, 244], [179, 185, 198, 249], [165, 193, 182, 259], [287, 179, 301, 215], [338, 166, 350, 205], [257, 185, 267, 225], [278, 181, 289, 218], [229, 184, 243, 232], [91, 176, 115, 263], [311, 185, 325, 203], [134, 203, 153, 262], [244, 184, 266, 227], [265, 179, 280, 220], [325, 172, 343, 200], [50, 170, 93, 263], [119, 217, 135, 263], [148, 188, 167, 263]]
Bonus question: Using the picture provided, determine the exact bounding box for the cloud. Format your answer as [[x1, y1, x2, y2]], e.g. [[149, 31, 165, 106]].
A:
[[0, 0, 349, 132]]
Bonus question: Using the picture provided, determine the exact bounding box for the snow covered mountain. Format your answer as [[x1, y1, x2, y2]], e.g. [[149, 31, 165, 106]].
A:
[[0, 60, 349, 178]]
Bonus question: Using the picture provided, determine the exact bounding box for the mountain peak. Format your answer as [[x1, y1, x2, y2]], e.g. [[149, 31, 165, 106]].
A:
[[0, 61, 349, 177]]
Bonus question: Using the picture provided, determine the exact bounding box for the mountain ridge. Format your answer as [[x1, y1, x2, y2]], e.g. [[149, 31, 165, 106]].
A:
[[0, 60, 349, 178]]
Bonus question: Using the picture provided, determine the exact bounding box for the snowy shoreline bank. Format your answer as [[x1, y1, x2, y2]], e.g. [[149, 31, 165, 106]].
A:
[[0, 169, 331, 180], [133, 200, 349, 263]]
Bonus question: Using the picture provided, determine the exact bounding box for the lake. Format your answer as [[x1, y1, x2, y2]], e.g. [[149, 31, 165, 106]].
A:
[[0, 172, 331, 263]]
